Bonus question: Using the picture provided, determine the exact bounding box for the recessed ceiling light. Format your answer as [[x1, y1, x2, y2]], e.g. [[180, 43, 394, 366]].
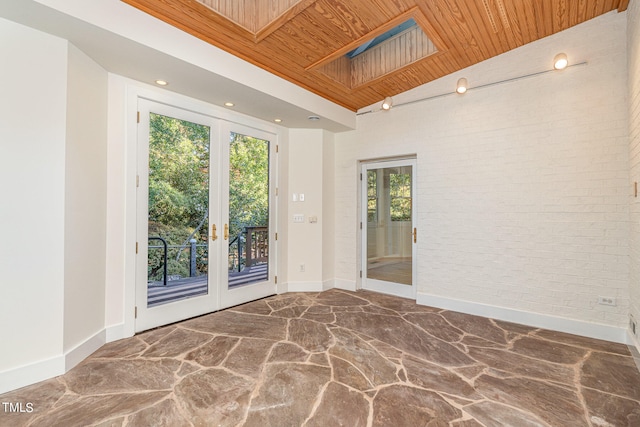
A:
[[274, 118, 282, 123], [308, 115, 321, 121], [155, 79, 168, 86], [224, 102, 235, 107]]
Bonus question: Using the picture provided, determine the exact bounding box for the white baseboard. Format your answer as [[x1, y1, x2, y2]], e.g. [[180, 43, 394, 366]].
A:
[[417, 293, 629, 344], [322, 279, 335, 290], [0, 355, 65, 395], [64, 329, 106, 370], [105, 323, 128, 343], [334, 278, 357, 291], [287, 281, 325, 292], [0, 329, 108, 395]]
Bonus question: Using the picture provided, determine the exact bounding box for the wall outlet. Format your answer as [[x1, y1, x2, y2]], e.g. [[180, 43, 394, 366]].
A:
[[598, 296, 616, 306], [299, 264, 305, 272]]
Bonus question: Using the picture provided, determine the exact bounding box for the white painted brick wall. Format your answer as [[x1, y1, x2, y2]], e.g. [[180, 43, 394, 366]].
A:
[[629, 0, 640, 339], [335, 11, 630, 327]]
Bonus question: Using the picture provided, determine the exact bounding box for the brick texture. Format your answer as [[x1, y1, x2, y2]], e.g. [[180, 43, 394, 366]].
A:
[[335, 11, 630, 327], [629, 1, 640, 338]]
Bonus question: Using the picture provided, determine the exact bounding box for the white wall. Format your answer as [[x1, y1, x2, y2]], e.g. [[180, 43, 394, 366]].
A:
[[322, 131, 335, 286], [629, 0, 640, 349], [287, 129, 326, 290], [336, 11, 630, 342], [63, 44, 108, 356], [0, 18, 109, 394], [0, 19, 67, 392]]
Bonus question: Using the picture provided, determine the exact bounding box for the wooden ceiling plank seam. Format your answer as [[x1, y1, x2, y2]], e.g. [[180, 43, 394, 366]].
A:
[[311, 0, 369, 44], [502, 0, 527, 46], [431, 0, 484, 63], [256, 0, 319, 42], [459, 0, 503, 58], [286, 12, 353, 62], [539, 0, 554, 39], [484, 0, 519, 52], [552, 0, 569, 33]]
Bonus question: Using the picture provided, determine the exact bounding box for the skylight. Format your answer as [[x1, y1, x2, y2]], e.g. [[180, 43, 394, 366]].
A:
[[345, 18, 418, 59]]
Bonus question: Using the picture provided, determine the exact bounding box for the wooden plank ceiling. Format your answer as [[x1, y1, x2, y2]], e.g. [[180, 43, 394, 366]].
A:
[[122, 0, 629, 111]]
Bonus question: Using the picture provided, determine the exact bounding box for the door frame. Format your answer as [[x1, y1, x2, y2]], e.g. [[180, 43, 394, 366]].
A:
[[360, 157, 417, 299], [133, 97, 279, 333]]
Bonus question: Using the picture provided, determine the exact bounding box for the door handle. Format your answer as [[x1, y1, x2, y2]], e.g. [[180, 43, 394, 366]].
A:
[[224, 224, 229, 240], [413, 227, 417, 243], [211, 224, 218, 241]]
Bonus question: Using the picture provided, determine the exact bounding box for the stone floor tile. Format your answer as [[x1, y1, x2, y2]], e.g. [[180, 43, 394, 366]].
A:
[[334, 311, 474, 366], [403, 312, 465, 342], [141, 327, 213, 358], [244, 363, 330, 427], [582, 388, 640, 427], [474, 374, 589, 426], [463, 401, 549, 427], [1, 289, 639, 426], [184, 335, 239, 367], [329, 328, 398, 387], [125, 398, 190, 427], [305, 382, 369, 427], [581, 351, 640, 400], [441, 311, 508, 345], [372, 385, 461, 426], [534, 329, 632, 356], [288, 318, 334, 352], [174, 368, 254, 426], [511, 335, 588, 364], [64, 359, 181, 394], [29, 392, 169, 427], [467, 346, 575, 385], [403, 355, 481, 399], [182, 310, 287, 340]]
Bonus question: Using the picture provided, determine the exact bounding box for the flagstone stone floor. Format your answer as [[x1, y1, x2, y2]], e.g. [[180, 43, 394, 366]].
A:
[[2, 289, 640, 426]]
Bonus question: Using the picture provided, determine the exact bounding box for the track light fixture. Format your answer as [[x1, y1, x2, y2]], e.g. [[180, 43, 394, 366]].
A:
[[553, 53, 568, 70], [456, 78, 468, 94], [381, 97, 393, 110]]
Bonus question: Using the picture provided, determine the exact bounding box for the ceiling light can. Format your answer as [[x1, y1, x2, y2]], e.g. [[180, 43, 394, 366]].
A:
[[381, 97, 393, 110], [456, 78, 468, 94], [553, 53, 568, 70]]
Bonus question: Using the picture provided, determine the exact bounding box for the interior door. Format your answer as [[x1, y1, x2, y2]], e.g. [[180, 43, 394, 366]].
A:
[[219, 123, 277, 309], [135, 99, 220, 332], [361, 159, 417, 299]]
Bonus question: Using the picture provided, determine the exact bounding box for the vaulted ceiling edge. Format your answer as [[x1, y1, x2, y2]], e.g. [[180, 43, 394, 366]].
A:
[[121, 0, 629, 111]]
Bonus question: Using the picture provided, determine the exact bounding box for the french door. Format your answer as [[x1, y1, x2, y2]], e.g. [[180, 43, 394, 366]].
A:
[[361, 159, 417, 299], [135, 100, 276, 332]]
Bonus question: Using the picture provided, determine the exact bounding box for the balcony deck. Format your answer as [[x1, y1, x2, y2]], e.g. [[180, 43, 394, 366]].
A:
[[147, 263, 268, 307]]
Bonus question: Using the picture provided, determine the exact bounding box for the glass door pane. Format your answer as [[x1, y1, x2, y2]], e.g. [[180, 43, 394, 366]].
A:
[[362, 159, 416, 299], [366, 165, 413, 285], [146, 113, 211, 307], [227, 132, 270, 288]]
